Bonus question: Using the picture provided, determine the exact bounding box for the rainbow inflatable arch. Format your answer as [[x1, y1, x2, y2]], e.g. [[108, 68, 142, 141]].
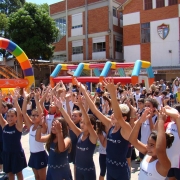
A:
[[0, 38, 35, 90]]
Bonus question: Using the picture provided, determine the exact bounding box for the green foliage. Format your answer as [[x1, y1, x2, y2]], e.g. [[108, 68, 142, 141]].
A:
[[0, 13, 8, 36], [0, 0, 25, 15], [8, 2, 59, 60]]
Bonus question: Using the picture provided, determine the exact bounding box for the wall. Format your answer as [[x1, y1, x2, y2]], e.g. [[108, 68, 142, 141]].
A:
[[88, 6, 109, 34], [151, 17, 179, 67], [124, 45, 140, 62]]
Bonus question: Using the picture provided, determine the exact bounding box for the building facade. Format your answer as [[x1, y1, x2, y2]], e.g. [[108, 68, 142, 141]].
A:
[[50, 0, 126, 63], [122, 0, 180, 80]]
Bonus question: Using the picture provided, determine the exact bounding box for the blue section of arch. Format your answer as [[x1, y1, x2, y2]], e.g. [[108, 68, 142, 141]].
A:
[[100, 61, 112, 77], [131, 60, 154, 78], [93, 68, 101, 76], [51, 64, 62, 78], [73, 63, 84, 77], [118, 68, 126, 77]]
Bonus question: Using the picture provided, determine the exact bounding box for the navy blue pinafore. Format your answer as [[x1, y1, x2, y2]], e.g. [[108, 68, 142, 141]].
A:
[[2, 124, 27, 174], [46, 142, 72, 180], [106, 126, 130, 180], [75, 133, 96, 180]]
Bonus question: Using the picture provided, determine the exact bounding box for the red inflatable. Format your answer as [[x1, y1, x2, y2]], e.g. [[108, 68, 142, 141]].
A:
[[53, 76, 131, 84]]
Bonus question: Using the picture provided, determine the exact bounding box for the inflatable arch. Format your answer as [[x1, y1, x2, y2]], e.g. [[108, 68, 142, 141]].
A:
[[50, 62, 134, 87], [0, 38, 35, 90], [131, 60, 154, 86], [51, 60, 154, 87]]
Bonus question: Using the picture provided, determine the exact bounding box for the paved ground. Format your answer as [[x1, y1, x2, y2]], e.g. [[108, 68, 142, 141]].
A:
[[0, 132, 140, 180]]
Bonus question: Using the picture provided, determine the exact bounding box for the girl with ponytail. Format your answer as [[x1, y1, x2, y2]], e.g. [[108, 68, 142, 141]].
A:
[[129, 107, 174, 180]]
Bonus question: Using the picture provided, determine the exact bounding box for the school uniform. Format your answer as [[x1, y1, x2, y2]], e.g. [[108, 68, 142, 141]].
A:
[[44, 101, 50, 111], [28, 125, 48, 170], [75, 133, 96, 180], [166, 122, 180, 179], [2, 124, 27, 174], [44, 109, 60, 134], [139, 155, 166, 180], [46, 142, 72, 180], [98, 131, 107, 177], [68, 122, 80, 164], [106, 127, 130, 180], [140, 115, 157, 159]]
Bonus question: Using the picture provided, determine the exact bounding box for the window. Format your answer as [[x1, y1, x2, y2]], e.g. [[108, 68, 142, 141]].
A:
[[119, 12, 123, 20], [72, 25, 82, 29], [93, 42, 106, 52], [54, 17, 66, 42], [156, 0, 165, 8], [113, 7, 117, 17], [115, 41, 122, 52], [141, 23, 150, 43], [52, 54, 66, 62], [144, 0, 152, 10], [72, 46, 83, 54], [169, 0, 177, 5]]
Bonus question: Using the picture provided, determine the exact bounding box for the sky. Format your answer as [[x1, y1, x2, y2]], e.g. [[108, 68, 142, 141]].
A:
[[26, 0, 62, 5]]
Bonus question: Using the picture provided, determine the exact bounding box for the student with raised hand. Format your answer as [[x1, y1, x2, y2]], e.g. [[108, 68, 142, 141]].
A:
[[129, 108, 174, 180], [75, 78, 131, 180], [40, 86, 61, 134], [54, 94, 97, 180], [22, 89, 48, 180], [162, 105, 180, 180], [35, 116, 72, 180], [0, 89, 27, 180]]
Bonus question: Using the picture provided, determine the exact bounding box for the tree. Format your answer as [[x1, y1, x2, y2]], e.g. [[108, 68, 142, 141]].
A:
[[8, 2, 59, 60], [0, 13, 8, 36], [0, 0, 25, 15]]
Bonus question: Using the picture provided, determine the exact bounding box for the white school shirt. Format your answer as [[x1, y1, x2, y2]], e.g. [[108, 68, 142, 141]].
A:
[[29, 125, 45, 153], [140, 115, 157, 144], [154, 96, 162, 110], [98, 131, 106, 155], [173, 84, 179, 94], [139, 155, 166, 180], [134, 93, 141, 104], [166, 121, 180, 168]]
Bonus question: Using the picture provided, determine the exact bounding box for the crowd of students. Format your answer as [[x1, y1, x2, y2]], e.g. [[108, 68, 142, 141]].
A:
[[0, 77, 180, 180]]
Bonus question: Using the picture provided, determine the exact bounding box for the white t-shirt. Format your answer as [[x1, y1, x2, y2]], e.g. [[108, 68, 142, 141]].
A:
[[139, 155, 166, 180], [154, 96, 162, 110], [173, 84, 179, 94], [166, 122, 180, 168], [98, 131, 106, 155], [29, 125, 45, 153], [27, 102, 32, 110], [46, 114, 55, 134], [141, 115, 157, 144], [134, 93, 141, 104]]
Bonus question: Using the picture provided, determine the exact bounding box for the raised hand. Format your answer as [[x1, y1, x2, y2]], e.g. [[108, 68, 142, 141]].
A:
[[12, 88, 20, 101], [0, 92, 3, 101], [54, 120, 62, 134], [35, 91, 40, 100], [74, 78, 86, 92], [39, 113, 45, 125], [164, 105, 180, 120], [23, 88, 30, 99], [139, 108, 151, 123], [74, 95, 83, 107], [102, 78, 119, 94], [158, 107, 167, 122], [53, 96, 63, 109]]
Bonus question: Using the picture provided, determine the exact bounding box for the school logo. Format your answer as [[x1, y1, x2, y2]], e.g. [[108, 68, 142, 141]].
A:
[[157, 24, 169, 40]]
